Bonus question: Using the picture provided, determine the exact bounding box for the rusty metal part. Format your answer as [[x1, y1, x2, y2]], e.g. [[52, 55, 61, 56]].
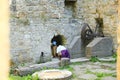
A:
[[81, 23, 94, 41], [81, 23, 104, 41]]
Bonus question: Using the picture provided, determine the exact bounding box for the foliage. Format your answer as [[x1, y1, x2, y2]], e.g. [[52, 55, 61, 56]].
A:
[[9, 74, 39, 80], [112, 53, 117, 62], [96, 72, 115, 80], [85, 69, 92, 74], [112, 53, 117, 58], [58, 65, 74, 72], [89, 56, 100, 62], [85, 69, 116, 80], [32, 74, 39, 80]]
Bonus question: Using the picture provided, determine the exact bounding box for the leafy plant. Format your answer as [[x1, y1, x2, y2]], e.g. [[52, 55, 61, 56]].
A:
[[89, 56, 100, 62], [112, 53, 117, 58], [9, 74, 39, 80], [112, 53, 117, 62]]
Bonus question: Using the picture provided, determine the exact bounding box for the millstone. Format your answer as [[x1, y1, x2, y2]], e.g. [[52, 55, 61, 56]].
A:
[[32, 69, 72, 80]]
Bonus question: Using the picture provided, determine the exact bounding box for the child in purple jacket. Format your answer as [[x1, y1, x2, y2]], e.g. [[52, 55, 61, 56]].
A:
[[56, 45, 70, 60]]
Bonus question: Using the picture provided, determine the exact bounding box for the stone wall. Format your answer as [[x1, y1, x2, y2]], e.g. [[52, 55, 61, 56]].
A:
[[10, 0, 83, 66], [10, 0, 118, 66], [76, 0, 118, 50]]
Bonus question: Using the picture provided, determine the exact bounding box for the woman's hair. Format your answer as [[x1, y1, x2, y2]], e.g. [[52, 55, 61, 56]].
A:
[[51, 34, 66, 46]]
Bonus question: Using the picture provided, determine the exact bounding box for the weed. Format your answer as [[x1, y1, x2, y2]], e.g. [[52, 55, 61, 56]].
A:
[[59, 65, 74, 72], [85, 69, 92, 74], [89, 56, 100, 62], [32, 74, 39, 80], [112, 53, 117, 62], [9, 74, 39, 80]]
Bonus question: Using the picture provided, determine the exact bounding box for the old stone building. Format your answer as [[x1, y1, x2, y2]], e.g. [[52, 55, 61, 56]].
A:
[[10, 0, 119, 66]]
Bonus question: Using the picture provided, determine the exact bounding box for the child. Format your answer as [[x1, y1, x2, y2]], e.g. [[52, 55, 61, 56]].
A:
[[51, 40, 57, 58], [51, 34, 67, 58], [51, 34, 63, 58], [56, 45, 70, 60]]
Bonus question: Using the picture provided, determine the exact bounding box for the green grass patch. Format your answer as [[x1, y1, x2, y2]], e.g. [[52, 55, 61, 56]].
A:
[[85, 69, 92, 74], [96, 72, 116, 80], [9, 74, 33, 80], [112, 53, 117, 62], [59, 65, 74, 72], [85, 69, 116, 80], [9, 74, 39, 80], [89, 56, 100, 62]]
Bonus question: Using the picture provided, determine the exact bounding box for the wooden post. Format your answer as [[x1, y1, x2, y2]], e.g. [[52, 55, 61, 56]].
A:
[[0, 0, 10, 80], [117, 26, 120, 80], [117, 1, 120, 79]]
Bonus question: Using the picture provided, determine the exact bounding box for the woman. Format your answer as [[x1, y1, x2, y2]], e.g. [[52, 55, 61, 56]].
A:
[[56, 45, 70, 60]]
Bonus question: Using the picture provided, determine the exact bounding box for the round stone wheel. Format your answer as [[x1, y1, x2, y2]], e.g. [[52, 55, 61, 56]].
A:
[[32, 69, 72, 80]]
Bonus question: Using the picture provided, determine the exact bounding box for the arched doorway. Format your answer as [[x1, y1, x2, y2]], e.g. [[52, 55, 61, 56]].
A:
[[51, 34, 66, 58]]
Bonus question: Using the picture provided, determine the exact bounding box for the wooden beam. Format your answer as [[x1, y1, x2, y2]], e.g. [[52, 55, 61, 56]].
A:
[[117, 0, 120, 79], [0, 0, 10, 80]]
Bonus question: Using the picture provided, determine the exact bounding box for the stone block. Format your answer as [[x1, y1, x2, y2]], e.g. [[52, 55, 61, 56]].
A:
[[86, 37, 113, 58], [79, 74, 97, 80], [68, 36, 84, 59], [101, 76, 116, 80], [60, 58, 70, 67]]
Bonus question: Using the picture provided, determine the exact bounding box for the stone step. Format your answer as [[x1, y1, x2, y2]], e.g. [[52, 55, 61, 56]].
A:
[[70, 57, 89, 63], [101, 76, 116, 80], [86, 37, 113, 58], [79, 74, 97, 80]]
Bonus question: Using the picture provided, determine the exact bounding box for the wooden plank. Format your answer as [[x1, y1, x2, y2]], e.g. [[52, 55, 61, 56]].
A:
[[117, 1, 120, 80], [0, 0, 9, 80], [117, 26, 120, 80]]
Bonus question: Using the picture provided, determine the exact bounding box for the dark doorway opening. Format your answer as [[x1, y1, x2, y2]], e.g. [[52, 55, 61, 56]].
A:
[[64, 0, 77, 18], [95, 18, 104, 37], [51, 35, 66, 57]]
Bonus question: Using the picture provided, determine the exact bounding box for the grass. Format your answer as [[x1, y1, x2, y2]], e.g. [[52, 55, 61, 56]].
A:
[[58, 65, 74, 72], [85, 69, 116, 80], [9, 74, 33, 80], [89, 56, 100, 62], [112, 53, 117, 62], [9, 64, 74, 80], [85, 69, 92, 74], [96, 72, 116, 80], [9, 74, 39, 80], [9, 60, 116, 80]]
